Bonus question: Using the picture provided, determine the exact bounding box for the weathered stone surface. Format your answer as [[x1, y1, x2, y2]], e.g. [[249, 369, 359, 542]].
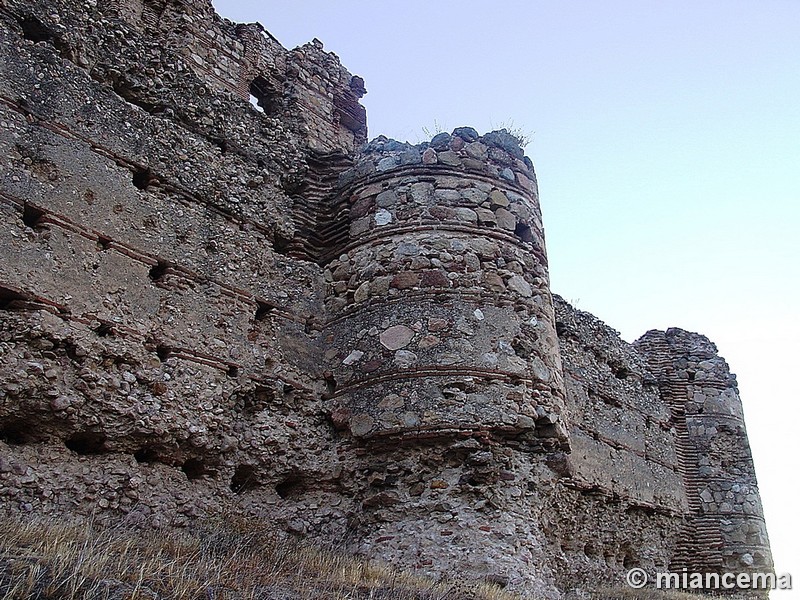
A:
[[379, 325, 415, 350], [0, 2, 771, 599]]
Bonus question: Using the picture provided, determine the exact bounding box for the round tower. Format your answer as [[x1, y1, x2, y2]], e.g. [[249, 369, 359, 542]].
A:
[[322, 128, 568, 451]]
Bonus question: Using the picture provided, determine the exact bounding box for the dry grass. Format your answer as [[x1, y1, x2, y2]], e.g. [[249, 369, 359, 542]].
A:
[[0, 515, 523, 599], [0, 516, 744, 599]]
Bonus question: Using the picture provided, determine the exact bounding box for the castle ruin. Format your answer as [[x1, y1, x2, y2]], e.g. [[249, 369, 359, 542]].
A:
[[0, 0, 772, 597]]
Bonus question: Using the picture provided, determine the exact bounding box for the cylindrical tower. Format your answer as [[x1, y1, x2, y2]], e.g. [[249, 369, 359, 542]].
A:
[[321, 128, 568, 451], [636, 329, 772, 577]]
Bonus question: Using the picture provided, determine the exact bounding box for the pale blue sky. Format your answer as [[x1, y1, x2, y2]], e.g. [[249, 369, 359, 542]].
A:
[[215, 0, 799, 591]]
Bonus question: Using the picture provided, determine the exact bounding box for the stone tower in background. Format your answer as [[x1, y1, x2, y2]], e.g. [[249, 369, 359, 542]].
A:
[[0, 0, 773, 596]]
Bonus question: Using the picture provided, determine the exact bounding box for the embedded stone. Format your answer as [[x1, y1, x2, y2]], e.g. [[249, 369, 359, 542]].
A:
[[393, 350, 418, 368], [418, 335, 440, 349], [453, 207, 478, 223], [437, 151, 462, 166], [350, 217, 370, 236], [378, 394, 404, 409], [483, 272, 506, 292], [494, 207, 516, 231], [530, 357, 551, 381], [464, 142, 488, 161], [464, 252, 481, 272], [428, 318, 449, 332], [507, 275, 532, 297], [342, 350, 364, 365], [400, 149, 422, 165], [500, 167, 515, 181], [462, 158, 486, 171], [430, 132, 451, 150], [395, 241, 420, 256], [350, 197, 374, 218], [376, 190, 398, 207], [420, 269, 450, 288], [361, 359, 384, 372], [377, 156, 397, 171], [350, 414, 375, 437], [422, 147, 438, 164], [380, 325, 415, 350], [429, 206, 455, 220], [390, 272, 419, 289], [517, 171, 536, 191], [434, 189, 461, 202], [490, 189, 510, 207], [410, 182, 435, 204], [453, 126, 479, 142], [374, 208, 393, 226], [353, 281, 370, 303], [475, 208, 496, 225], [461, 188, 488, 204], [400, 412, 420, 427]]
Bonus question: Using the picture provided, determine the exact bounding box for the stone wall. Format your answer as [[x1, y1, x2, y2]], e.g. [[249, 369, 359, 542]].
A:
[[0, 0, 772, 597]]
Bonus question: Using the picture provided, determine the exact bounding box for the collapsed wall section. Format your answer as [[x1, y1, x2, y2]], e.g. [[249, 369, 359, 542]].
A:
[[102, 0, 367, 153]]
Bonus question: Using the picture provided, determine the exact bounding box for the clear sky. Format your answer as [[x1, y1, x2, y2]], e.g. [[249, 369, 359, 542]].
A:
[[214, 0, 799, 593]]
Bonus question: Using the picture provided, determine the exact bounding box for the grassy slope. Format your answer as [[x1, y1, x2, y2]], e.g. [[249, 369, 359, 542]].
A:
[[0, 516, 725, 599]]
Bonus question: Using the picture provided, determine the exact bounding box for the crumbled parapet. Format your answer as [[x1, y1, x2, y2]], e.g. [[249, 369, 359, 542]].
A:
[[321, 129, 567, 449]]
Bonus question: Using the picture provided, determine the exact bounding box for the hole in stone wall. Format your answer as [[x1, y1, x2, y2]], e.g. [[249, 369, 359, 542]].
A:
[[0, 421, 36, 445], [622, 552, 636, 569], [323, 372, 337, 397], [148, 261, 168, 282], [155, 344, 172, 361], [272, 232, 292, 256], [210, 137, 228, 154], [227, 365, 239, 378], [132, 167, 152, 190], [181, 457, 206, 480], [22, 204, 46, 229], [275, 477, 304, 500], [65, 432, 107, 455], [555, 321, 568, 338], [687, 371, 696, 382], [97, 235, 112, 250], [514, 222, 533, 243], [230, 465, 258, 494], [19, 16, 54, 43], [611, 364, 629, 379], [255, 300, 274, 321], [93, 322, 114, 337], [134, 447, 160, 464], [249, 76, 279, 115], [0, 286, 29, 311], [18, 15, 74, 63], [583, 542, 599, 559]]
